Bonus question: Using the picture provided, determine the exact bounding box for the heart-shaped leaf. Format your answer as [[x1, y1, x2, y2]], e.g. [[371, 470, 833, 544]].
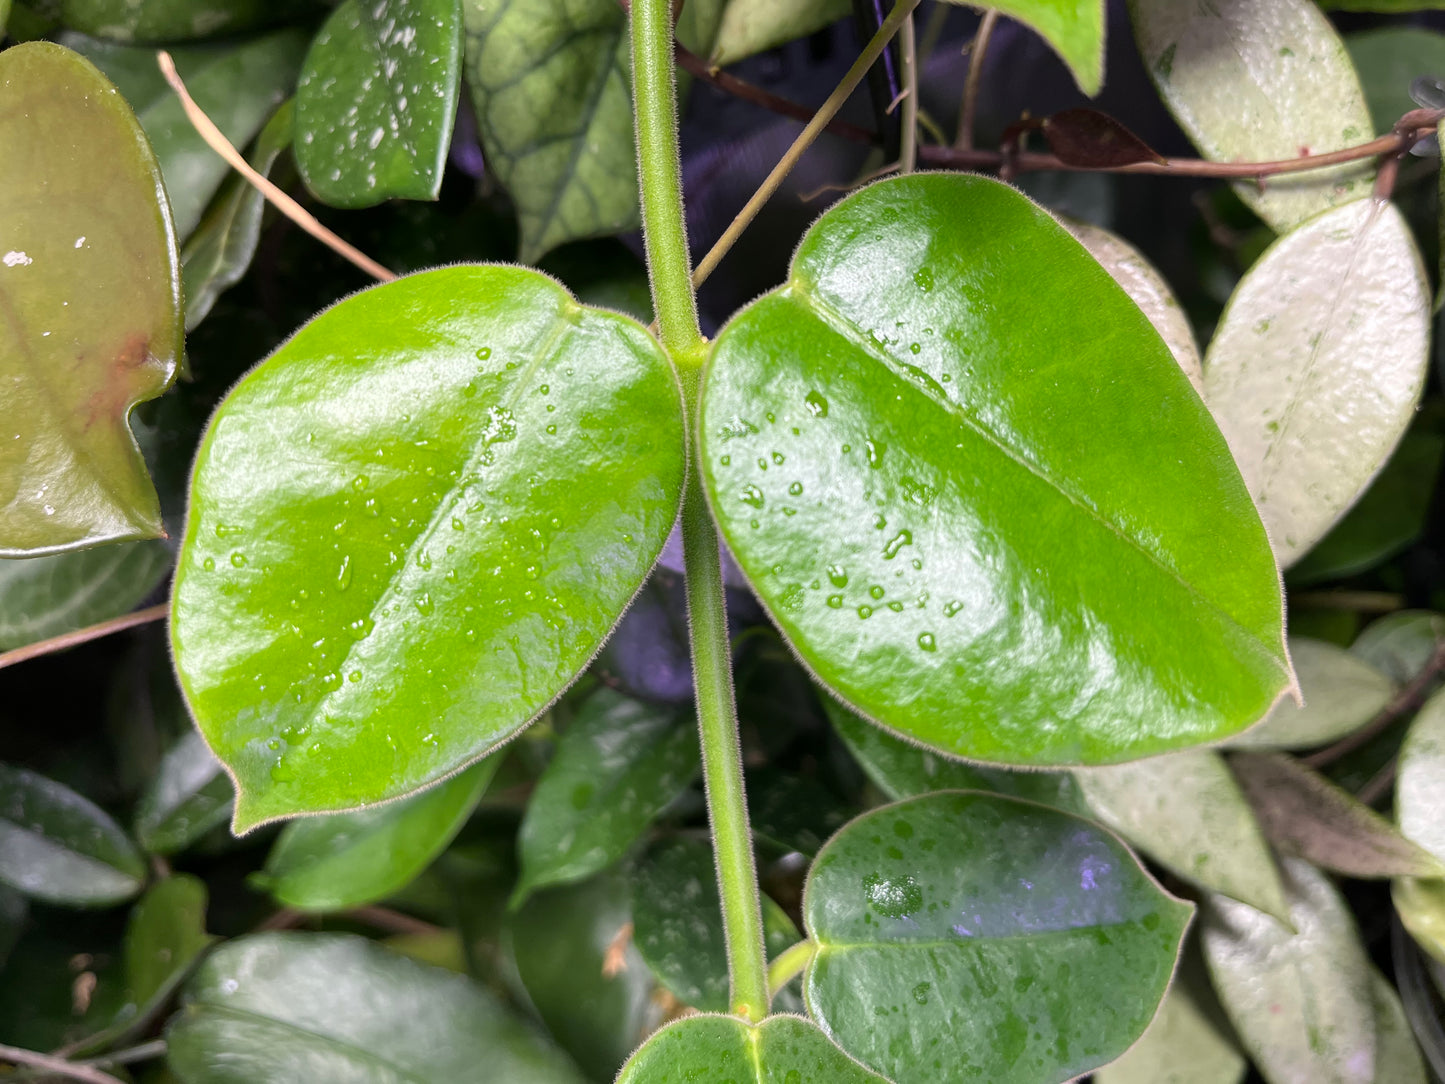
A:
[[803, 791, 1192, 1084], [0, 540, 170, 651], [701, 173, 1290, 767], [1202, 199, 1430, 566], [1227, 637, 1394, 751], [939, 0, 1105, 95], [170, 265, 685, 830], [134, 730, 233, 855], [0, 42, 181, 555], [1129, 0, 1374, 231], [296, 0, 462, 208], [617, 1013, 890, 1084]]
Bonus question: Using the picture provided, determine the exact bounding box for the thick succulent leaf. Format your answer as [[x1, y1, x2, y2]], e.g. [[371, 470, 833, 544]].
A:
[[258, 758, 497, 912], [513, 688, 697, 903], [1346, 28, 1445, 134], [1228, 638, 1394, 750], [1231, 752, 1443, 878], [1075, 750, 1290, 920], [709, 0, 849, 66], [701, 173, 1289, 767], [0, 540, 170, 651], [0, 762, 146, 906], [939, 0, 1104, 95], [1351, 610, 1445, 686], [617, 1013, 890, 1084], [170, 265, 686, 830], [1370, 966, 1429, 1084], [0, 42, 181, 555], [181, 101, 292, 331], [125, 874, 215, 1007], [1129, 0, 1373, 231], [1397, 687, 1445, 865], [296, 0, 462, 208], [38, 0, 285, 41], [1201, 857, 1375, 1084], [1065, 220, 1202, 387], [803, 791, 1192, 1084], [134, 730, 233, 855], [1203, 199, 1429, 566], [166, 932, 587, 1083]]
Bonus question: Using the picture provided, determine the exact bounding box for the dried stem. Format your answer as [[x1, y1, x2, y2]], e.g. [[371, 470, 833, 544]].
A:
[[956, 10, 997, 151], [1302, 640, 1445, 770], [0, 603, 169, 673]]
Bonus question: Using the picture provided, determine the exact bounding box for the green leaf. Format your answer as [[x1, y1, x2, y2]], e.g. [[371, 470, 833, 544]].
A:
[[709, 0, 849, 66], [0, 41, 182, 556], [1369, 966, 1428, 1084], [1129, 0, 1373, 231], [803, 791, 1192, 1084], [630, 836, 801, 1014], [1231, 752, 1443, 879], [0, 540, 170, 651], [0, 885, 28, 974], [1203, 200, 1430, 567], [39, 0, 289, 42], [134, 730, 233, 855], [259, 757, 497, 912], [170, 265, 686, 830], [125, 874, 215, 1007], [1228, 638, 1394, 751], [0, 762, 146, 906], [181, 100, 293, 331], [939, 0, 1104, 96], [295, 0, 462, 208], [1393, 876, 1445, 966], [166, 931, 587, 1083], [1345, 28, 1445, 136], [513, 688, 697, 904], [1351, 610, 1445, 686], [701, 173, 1290, 767], [1202, 857, 1375, 1084], [1396, 687, 1445, 864], [1074, 750, 1290, 920], [616, 1013, 890, 1084]]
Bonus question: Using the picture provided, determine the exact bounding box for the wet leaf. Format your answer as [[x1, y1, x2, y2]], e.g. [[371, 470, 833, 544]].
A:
[[1231, 752, 1443, 878], [939, 0, 1105, 95], [709, 0, 849, 66], [0, 42, 181, 555], [1203, 200, 1430, 566], [134, 730, 233, 855], [702, 173, 1289, 767], [513, 688, 697, 904], [39, 0, 289, 42], [1346, 28, 1445, 135], [617, 1013, 890, 1084], [125, 874, 215, 1007], [296, 0, 462, 208], [1227, 638, 1395, 751], [1075, 750, 1290, 919], [0, 762, 146, 906], [803, 791, 1192, 1084], [170, 265, 686, 830], [0, 540, 170, 651], [1202, 857, 1375, 1084], [166, 932, 587, 1083], [1129, 0, 1374, 231], [258, 757, 497, 912], [1352, 610, 1445, 686]]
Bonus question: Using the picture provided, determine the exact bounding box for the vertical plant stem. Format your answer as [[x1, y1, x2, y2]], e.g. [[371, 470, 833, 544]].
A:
[[896, 12, 918, 173], [955, 9, 997, 151]]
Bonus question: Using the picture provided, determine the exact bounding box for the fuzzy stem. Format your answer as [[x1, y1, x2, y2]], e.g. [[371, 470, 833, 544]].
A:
[[767, 939, 817, 998]]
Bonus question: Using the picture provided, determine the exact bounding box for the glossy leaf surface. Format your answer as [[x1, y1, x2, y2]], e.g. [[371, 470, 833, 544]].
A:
[[938, 0, 1104, 95], [170, 265, 686, 830], [1203, 200, 1429, 566], [1228, 638, 1394, 750], [513, 688, 697, 903], [709, 0, 848, 66], [167, 932, 587, 1083], [259, 757, 497, 912], [0, 763, 145, 906], [1397, 687, 1445, 897], [134, 730, 233, 855], [0, 42, 181, 555], [1202, 857, 1375, 1084], [803, 791, 1192, 1084], [1129, 0, 1373, 231], [616, 1014, 889, 1084], [296, 0, 462, 208], [702, 173, 1289, 767], [1075, 750, 1289, 919], [39, 0, 284, 41], [125, 874, 215, 1007], [0, 540, 170, 651]]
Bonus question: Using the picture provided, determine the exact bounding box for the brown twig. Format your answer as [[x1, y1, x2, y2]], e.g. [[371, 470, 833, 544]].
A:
[[1303, 640, 1445, 770], [0, 1043, 125, 1084], [1289, 590, 1405, 614], [0, 603, 169, 673], [956, 10, 997, 151], [347, 906, 442, 937], [1357, 757, 1398, 807], [155, 51, 397, 283]]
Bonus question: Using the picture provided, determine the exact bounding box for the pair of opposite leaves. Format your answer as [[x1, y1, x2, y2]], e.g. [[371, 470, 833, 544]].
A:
[[168, 170, 1295, 831]]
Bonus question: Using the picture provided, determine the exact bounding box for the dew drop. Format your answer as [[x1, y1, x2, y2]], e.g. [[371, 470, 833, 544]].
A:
[[857, 605, 873, 619], [230, 552, 247, 568], [475, 346, 491, 360], [918, 632, 937, 652], [943, 600, 963, 617], [414, 594, 434, 616], [202, 557, 215, 571], [913, 267, 935, 292], [739, 484, 765, 509], [826, 564, 848, 587], [827, 594, 843, 608], [788, 481, 803, 496], [336, 555, 352, 591], [804, 390, 829, 417], [866, 439, 884, 469], [882, 529, 913, 559]]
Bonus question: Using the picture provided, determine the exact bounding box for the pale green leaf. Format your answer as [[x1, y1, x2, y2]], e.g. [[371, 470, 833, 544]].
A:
[[1228, 638, 1395, 750], [709, 0, 848, 66]]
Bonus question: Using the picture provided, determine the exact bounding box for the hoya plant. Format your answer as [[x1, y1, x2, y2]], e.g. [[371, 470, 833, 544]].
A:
[[3, 0, 1445, 1080]]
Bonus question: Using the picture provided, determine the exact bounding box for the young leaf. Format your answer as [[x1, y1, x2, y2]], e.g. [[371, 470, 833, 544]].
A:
[[803, 791, 1192, 1084], [0, 540, 171, 651], [1203, 199, 1430, 566], [616, 1013, 890, 1084], [0, 763, 146, 906], [296, 0, 462, 208], [1201, 857, 1376, 1084], [709, 0, 849, 66], [1231, 752, 1443, 878], [166, 932, 588, 1083], [1227, 638, 1394, 751], [938, 0, 1105, 96], [1128, 0, 1374, 231], [134, 730, 233, 855], [258, 757, 497, 912], [38, 0, 286, 41], [124, 874, 215, 1008], [170, 265, 686, 830], [0, 42, 182, 555], [1345, 28, 1445, 135], [701, 173, 1290, 768], [1074, 750, 1291, 920], [513, 688, 698, 904]]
